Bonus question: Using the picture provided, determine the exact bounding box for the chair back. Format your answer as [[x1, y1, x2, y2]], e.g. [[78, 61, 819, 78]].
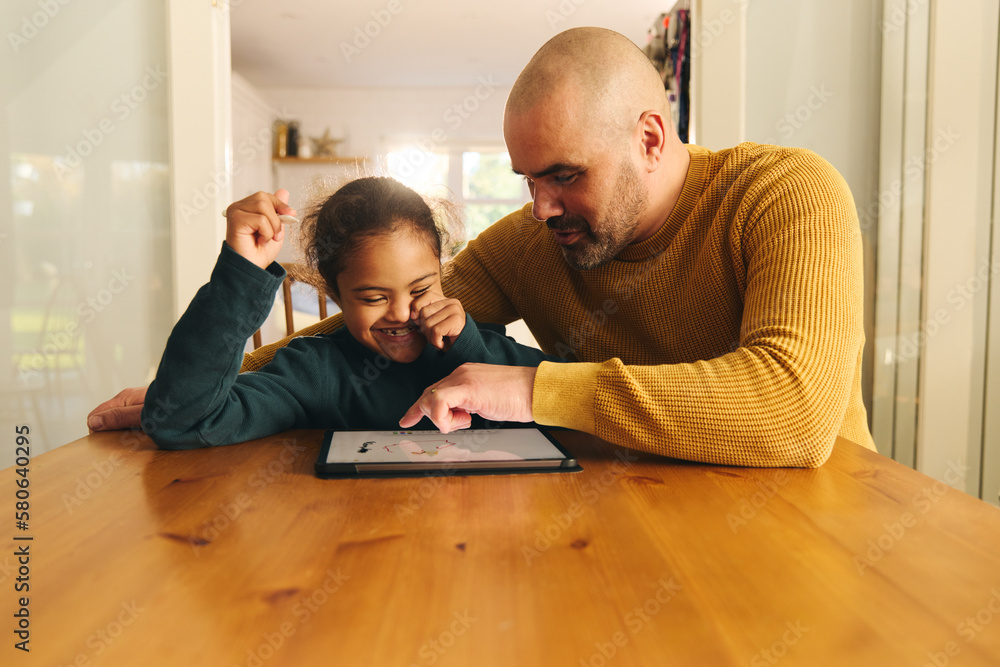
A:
[[252, 263, 328, 349]]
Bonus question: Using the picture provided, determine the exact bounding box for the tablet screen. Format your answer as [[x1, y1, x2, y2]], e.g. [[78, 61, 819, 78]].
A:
[[323, 428, 568, 464]]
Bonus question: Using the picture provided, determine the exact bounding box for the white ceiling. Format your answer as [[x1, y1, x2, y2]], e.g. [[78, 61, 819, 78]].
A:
[[230, 0, 674, 89]]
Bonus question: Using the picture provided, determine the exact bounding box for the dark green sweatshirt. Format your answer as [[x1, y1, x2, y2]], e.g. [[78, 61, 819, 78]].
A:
[[142, 243, 565, 450]]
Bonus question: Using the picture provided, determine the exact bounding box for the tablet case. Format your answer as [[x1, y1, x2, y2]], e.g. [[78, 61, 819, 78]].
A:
[[314, 428, 582, 479]]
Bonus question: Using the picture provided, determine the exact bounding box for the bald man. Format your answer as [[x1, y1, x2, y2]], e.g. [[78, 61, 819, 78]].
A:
[[90, 27, 875, 467]]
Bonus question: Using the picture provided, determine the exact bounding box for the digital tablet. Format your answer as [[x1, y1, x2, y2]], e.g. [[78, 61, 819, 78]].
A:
[[314, 428, 581, 479]]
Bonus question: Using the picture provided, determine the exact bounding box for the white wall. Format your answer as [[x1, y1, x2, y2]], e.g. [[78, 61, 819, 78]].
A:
[[693, 0, 883, 427], [231, 71, 277, 202], [743, 0, 882, 209], [257, 84, 510, 166], [744, 0, 883, 426], [166, 0, 231, 320], [917, 0, 999, 499], [690, 0, 746, 147], [241, 82, 511, 264], [227, 79, 513, 247]]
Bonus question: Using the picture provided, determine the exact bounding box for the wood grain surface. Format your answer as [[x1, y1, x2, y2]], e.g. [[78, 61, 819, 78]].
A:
[[2, 429, 999, 666]]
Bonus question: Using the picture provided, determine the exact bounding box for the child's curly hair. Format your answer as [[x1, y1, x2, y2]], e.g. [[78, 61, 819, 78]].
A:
[[294, 176, 465, 299]]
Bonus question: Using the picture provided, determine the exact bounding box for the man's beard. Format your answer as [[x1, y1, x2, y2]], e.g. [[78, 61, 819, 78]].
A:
[[546, 159, 647, 271]]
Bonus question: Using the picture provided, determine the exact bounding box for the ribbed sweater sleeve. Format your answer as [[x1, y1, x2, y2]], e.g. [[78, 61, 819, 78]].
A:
[[239, 143, 874, 467], [465, 144, 873, 467], [144, 244, 336, 449], [535, 147, 868, 466]]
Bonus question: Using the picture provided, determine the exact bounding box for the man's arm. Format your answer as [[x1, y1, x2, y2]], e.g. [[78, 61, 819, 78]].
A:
[[402, 154, 869, 468], [399, 315, 564, 431]]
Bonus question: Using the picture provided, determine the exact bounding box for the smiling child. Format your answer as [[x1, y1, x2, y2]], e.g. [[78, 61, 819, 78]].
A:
[[142, 177, 563, 449]]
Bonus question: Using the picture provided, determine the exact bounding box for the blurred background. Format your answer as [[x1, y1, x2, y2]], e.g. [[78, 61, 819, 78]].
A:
[[1, 0, 998, 504]]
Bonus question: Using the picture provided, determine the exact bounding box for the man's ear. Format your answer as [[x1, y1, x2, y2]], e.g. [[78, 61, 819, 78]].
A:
[[636, 110, 667, 169]]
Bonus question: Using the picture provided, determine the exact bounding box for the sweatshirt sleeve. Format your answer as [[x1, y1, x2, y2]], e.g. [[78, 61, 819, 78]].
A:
[[442, 314, 566, 369], [533, 152, 866, 468], [143, 244, 334, 449]]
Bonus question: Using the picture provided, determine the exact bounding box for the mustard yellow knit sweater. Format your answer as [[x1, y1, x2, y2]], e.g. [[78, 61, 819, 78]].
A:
[[243, 143, 875, 467]]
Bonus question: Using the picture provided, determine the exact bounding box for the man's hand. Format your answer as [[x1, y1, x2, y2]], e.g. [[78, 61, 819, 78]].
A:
[[87, 386, 148, 431], [410, 291, 466, 351], [399, 363, 536, 432], [226, 189, 297, 269]]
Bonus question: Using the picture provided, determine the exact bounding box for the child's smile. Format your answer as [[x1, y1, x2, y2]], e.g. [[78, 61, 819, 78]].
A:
[[373, 323, 422, 351], [334, 228, 444, 364]]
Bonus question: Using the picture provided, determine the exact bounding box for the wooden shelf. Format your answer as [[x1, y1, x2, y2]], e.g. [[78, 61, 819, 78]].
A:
[[272, 156, 364, 164]]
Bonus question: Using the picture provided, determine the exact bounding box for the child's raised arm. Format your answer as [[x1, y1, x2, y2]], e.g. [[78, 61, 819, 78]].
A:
[[141, 190, 342, 449], [225, 189, 297, 269]]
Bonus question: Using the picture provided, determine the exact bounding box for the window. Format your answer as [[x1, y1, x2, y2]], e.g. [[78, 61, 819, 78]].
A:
[[461, 151, 529, 238], [386, 145, 530, 245]]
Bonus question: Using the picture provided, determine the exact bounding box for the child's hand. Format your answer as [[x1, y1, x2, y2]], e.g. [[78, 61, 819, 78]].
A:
[[410, 292, 466, 351], [225, 189, 297, 269]]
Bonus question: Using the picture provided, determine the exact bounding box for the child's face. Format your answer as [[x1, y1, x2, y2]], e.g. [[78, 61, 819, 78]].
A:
[[334, 229, 443, 364]]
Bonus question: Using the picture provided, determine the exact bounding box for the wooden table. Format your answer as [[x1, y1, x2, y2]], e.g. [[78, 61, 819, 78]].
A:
[[2, 430, 1000, 667]]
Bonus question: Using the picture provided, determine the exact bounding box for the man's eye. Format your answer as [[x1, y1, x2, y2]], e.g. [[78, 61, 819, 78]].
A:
[[554, 173, 577, 185]]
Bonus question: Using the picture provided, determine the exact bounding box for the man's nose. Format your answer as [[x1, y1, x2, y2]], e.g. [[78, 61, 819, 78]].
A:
[[531, 181, 564, 221]]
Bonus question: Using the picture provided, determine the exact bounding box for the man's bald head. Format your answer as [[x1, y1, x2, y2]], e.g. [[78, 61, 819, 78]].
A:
[[505, 27, 669, 146]]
